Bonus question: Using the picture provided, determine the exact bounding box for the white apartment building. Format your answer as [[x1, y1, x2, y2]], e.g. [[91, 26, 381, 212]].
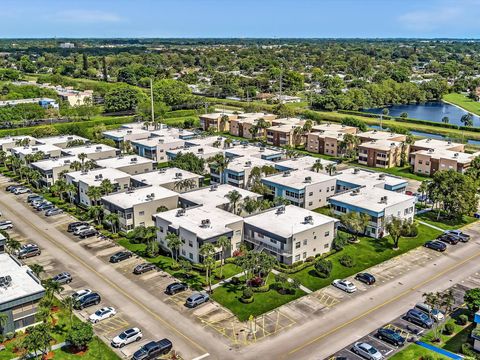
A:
[[131, 136, 185, 163], [244, 205, 338, 264], [95, 155, 154, 175], [102, 128, 151, 146], [30, 156, 78, 187], [0, 136, 37, 151], [10, 144, 62, 161], [37, 135, 88, 149], [62, 144, 118, 160], [130, 168, 203, 191]]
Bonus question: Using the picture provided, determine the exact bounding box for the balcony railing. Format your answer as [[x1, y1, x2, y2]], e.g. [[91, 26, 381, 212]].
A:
[[244, 236, 291, 256]]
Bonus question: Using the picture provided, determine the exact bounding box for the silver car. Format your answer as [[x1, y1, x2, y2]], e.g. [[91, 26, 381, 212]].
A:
[[352, 342, 383, 360]]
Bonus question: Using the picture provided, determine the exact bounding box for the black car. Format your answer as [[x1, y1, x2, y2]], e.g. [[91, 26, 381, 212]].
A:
[[133, 263, 156, 274], [424, 240, 447, 252], [109, 251, 133, 263], [68, 222, 89, 232], [354, 272, 376, 285], [165, 282, 188, 295], [79, 228, 98, 239], [376, 327, 406, 346], [437, 234, 460, 245], [74, 292, 101, 310], [132, 339, 172, 360]]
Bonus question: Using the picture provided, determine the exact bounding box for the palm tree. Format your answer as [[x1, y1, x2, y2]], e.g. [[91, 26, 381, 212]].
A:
[[100, 179, 114, 195], [105, 212, 119, 233], [293, 126, 304, 147], [224, 138, 233, 149], [273, 196, 291, 206], [208, 154, 230, 182], [0, 150, 7, 166], [70, 160, 82, 172], [43, 278, 64, 302], [6, 238, 21, 254], [216, 236, 231, 279], [0, 312, 8, 334], [30, 264, 44, 279], [302, 119, 313, 133], [28, 169, 42, 189], [144, 226, 158, 257], [249, 125, 259, 139], [219, 114, 229, 132], [199, 243, 216, 293], [242, 196, 259, 215], [312, 161, 323, 173], [65, 183, 77, 204], [156, 205, 168, 213], [225, 189, 242, 214], [84, 159, 97, 171], [441, 116, 449, 124], [86, 186, 102, 205], [78, 152, 88, 169], [51, 179, 68, 201], [87, 205, 103, 224], [166, 232, 182, 261], [61, 296, 74, 326], [325, 163, 336, 176], [174, 178, 197, 192], [212, 140, 222, 148], [460, 113, 474, 141]]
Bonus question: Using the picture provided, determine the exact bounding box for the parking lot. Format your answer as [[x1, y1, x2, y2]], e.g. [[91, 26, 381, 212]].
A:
[[328, 270, 480, 359]]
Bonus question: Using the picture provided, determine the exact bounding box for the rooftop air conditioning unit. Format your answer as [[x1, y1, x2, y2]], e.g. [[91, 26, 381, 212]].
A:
[[428, 148, 434, 153], [210, 184, 218, 191], [245, 161, 252, 167], [176, 209, 186, 217], [127, 130, 132, 134], [67, 136, 73, 140], [304, 176, 312, 183], [378, 174, 386, 180], [201, 219, 211, 227], [283, 171, 291, 177], [175, 172, 183, 179], [197, 148, 204, 154], [150, 193, 155, 198], [380, 196, 388, 203], [276, 206, 286, 214], [454, 153, 459, 158], [353, 168, 360, 174], [64, 160, 71, 164], [426, 138, 431, 142], [95, 146, 102, 151], [259, 147, 265, 152], [32, 147, 38, 151], [304, 215, 313, 224]]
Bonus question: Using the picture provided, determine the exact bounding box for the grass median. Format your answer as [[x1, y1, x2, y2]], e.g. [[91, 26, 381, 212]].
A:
[[416, 211, 477, 231]]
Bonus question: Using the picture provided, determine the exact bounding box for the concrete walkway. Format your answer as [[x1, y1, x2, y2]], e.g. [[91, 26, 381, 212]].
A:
[[271, 269, 313, 294], [210, 271, 247, 290], [12, 342, 66, 360], [417, 220, 445, 232]]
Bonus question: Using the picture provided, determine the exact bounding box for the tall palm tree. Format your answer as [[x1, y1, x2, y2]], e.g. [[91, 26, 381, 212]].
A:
[[293, 126, 304, 147], [199, 243, 216, 293], [70, 160, 83, 172], [30, 264, 45, 279], [86, 186, 102, 205], [87, 205, 103, 224], [208, 154, 230, 183], [248, 125, 259, 139], [6, 238, 21, 254], [28, 169, 42, 189], [302, 119, 313, 133], [225, 189, 242, 214], [84, 159, 97, 171], [43, 278, 64, 302], [312, 161, 323, 173], [174, 178, 197, 192], [219, 114, 229, 132], [0, 312, 8, 334], [0, 150, 7, 167], [105, 213, 119, 233], [224, 138, 233, 149], [65, 183, 77, 203], [460, 113, 474, 141], [242, 196, 259, 215], [325, 163, 337, 176], [61, 296, 74, 326], [78, 152, 88, 169], [100, 179, 114, 195], [166, 232, 182, 261], [216, 236, 231, 279]]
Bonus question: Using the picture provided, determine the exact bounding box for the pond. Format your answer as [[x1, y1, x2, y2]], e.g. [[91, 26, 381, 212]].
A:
[[362, 101, 480, 127]]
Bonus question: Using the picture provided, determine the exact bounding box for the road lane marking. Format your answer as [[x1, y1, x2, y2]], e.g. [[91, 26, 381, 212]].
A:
[[287, 248, 480, 357], [192, 353, 210, 360], [0, 195, 209, 356]]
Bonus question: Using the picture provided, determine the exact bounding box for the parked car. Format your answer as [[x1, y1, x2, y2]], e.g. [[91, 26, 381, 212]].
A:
[[27, 194, 42, 203], [32, 200, 48, 208], [6, 185, 18, 192], [39, 204, 55, 212], [424, 240, 447, 252], [74, 292, 101, 310], [332, 279, 357, 293], [165, 282, 188, 295], [17, 245, 41, 259], [111, 327, 143, 348], [45, 208, 63, 216], [89, 306, 116, 323], [33, 201, 52, 210], [185, 292, 209, 308], [414, 303, 445, 322], [352, 342, 383, 360], [354, 273, 376, 285], [51, 272, 72, 284], [376, 327, 405, 346], [79, 228, 98, 239], [132, 339, 172, 360], [74, 225, 91, 235], [71, 289, 92, 300], [0, 220, 13, 230], [405, 309, 434, 328], [109, 251, 133, 263], [14, 187, 31, 195], [437, 233, 460, 245], [133, 263, 156, 275], [68, 221, 89, 232], [445, 230, 470, 242]]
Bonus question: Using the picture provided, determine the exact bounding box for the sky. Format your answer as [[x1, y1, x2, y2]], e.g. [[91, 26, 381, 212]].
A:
[[2, 0, 480, 39]]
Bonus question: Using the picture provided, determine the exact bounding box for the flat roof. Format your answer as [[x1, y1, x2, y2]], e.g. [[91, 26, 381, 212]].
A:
[[312, 123, 356, 133], [359, 139, 402, 151], [155, 206, 242, 239], [149, 127, 195, 138], [267, 124, 301, 133], [262, 169, 334, 189], [414, 149, 480, 163], [237, 112, 275, 119], [275, 156, 335, 171], [66, 168, 130, 186], [226, 156, 274, 172], [0, 135, 36, 146], [180, 184, 260, 208], [62, 143, 117, 156], [413, 138, 463, 150], [245, 205, 337, 238], [130, 136, 184, 148], [185, 136, 227, 147], [334, 168, 407, 189], [0, 253, 44, 305], [308, 130, 346, 140], [225, 145, 283, 158], [37, 135, 88, 146], [95, 155, 154, 169], [102, 185, 177, 209], [11, 143, 61, 155], [358, 130, 405, 141], [31, 156, 78, 171], [199, 112, 235, 120], [329, 187, 414, 213], [168, 145, 223, 158], [102, 128, 150, 139], [272, 117, 305, 126], [131, 168, 202, 187]]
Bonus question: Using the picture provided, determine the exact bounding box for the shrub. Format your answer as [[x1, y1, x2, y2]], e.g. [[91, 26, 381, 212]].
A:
[[242, 287, 253, 300], [305, 256, 315, 262], [333, 234, 348, 251], [458, 314, 468, 325], [314, 259, 333, 278], [421, 354, 439, 360], [338, 254, 355, 268], [230, 277, 241, 285], [0, 334, 4, 343], [248, 276, 264, 287], [251, 285, 270, 293], [5, 332, 14, 340], [170, 262, 180, 271], [443, 321, 455, 335], [461, 343, 477, 357]]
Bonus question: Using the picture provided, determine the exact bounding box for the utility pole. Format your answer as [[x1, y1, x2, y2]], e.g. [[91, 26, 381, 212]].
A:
[[150, 78, 155, 125], [279, 71, 283, 104]]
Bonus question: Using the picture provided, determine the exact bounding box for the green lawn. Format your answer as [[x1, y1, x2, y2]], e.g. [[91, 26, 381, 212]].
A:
[[416, 211, 477, 230], [354, 164, 430, 181], [389, 344, 449, 360], [290, 224, 441, 291], [211, 275, 305, 321], [443, 93, 480, 116], [52, 338, 119, 360]]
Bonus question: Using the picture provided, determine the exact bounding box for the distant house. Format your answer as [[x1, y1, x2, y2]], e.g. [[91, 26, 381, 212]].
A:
[[0, 98, 59, 109], [271, 95, 302, 104]]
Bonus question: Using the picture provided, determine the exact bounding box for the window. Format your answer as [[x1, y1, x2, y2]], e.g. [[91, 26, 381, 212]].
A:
[[324, 243, 330, 249], [181, 249, 186, 255], [313, 248, 316, 252], [308, 201, 313, 206], [189, 253, 193, 260], [235, 230, 242, 235], [270, 239, 277, 244], [295, 254, 300, 261], [188, 240, 193, 247], [418, 160, 423, 164], [303, 239, 308, 245], [309, 192, 313, 196], [426, 161, 430, 165], [324, 231, 330, 237], [139, 211, 145, 216], [303, 252, 307, 259], [295, 242, 301, 249], [326, 188, 329, 193], [139, 222, 145, 226], [331, 186, 335, 191]]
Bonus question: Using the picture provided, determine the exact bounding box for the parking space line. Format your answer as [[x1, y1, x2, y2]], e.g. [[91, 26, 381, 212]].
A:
[[367, 335, 396, 351]]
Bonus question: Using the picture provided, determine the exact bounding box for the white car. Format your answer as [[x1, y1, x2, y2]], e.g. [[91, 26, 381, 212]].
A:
[[72, 289, 92, 300], [74, 225, 92, 235], [352, 342, 383, 360], [0, 220, 13, 230], [89, 307, 116, 323], [111, 327, 143, 348], [332, 279, 357, 293], [14, 187, 30, 195]]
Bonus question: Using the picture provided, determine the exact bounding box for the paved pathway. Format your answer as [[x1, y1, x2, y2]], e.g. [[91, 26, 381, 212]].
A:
[[271, 269, 313, 294], [12, 342, 66, 360], [210, 271, 246, 290], [417, 220, 446, 232]]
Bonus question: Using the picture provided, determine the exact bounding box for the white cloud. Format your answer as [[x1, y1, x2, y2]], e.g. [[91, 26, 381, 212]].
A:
[[53, 10, 123, 23], [398, 6, 463, 32]]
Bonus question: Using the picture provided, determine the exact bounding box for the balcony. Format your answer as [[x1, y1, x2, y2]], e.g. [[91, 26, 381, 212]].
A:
[[244, 236, 292, 256]]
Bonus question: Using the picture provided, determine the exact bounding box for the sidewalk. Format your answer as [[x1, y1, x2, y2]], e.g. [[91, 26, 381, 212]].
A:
[[11, 342, 66, 360], [417, 220, 445, 232], [210, 271, 247, 290], [271, 269, 313, 294]]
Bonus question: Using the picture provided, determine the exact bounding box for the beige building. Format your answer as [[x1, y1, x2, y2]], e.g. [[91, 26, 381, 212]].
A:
[[102, 186, 178, 231], [95, 155, 154, 175], [409, 138, 465, 164], [358, 140, 404, 168], [30, 156, 79, 187], [199, 113, 238, 132], [306, 131, 347, 156], [0, 136, 37, 151], [131, 136, 185, 163], [37, 135, 88, 149], [229, 113, 277, 139], [311, 123, 357, 134], [244, 205, 338, 264], [62, 144, 118, 160], [357, 130, 407, 143], [130, 167, 203, 191], [10, 144, 62, 161], [412, 149, 480, 175], [266, 118, 306, 147]]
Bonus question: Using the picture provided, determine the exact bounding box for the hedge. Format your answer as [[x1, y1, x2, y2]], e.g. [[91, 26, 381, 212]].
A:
[[251, 284, 270, 293]]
